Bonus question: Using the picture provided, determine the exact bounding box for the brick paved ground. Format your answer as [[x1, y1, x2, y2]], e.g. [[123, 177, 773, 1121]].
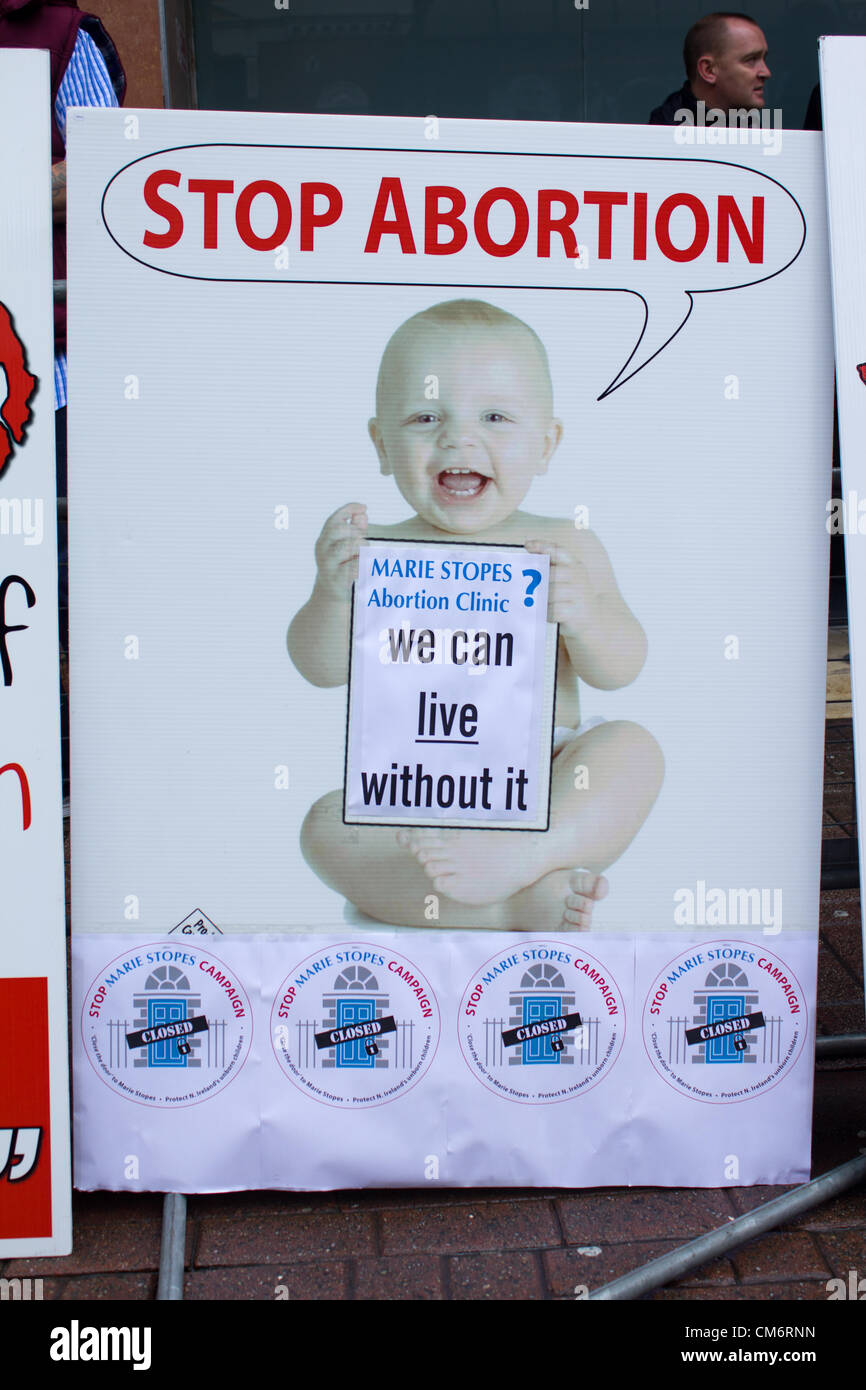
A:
[[5, 725, 865, 1301]]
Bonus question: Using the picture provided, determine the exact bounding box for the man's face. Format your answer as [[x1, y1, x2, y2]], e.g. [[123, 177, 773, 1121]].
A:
[[704, 18, 771, 111], [369, 323, 562, 536]]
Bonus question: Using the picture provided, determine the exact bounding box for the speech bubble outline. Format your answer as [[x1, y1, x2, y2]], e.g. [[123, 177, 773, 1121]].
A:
[[99, 143, 808, 398]]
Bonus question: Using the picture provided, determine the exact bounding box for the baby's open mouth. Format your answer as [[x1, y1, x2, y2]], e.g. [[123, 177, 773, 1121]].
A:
[[436, 467, 490, 499]]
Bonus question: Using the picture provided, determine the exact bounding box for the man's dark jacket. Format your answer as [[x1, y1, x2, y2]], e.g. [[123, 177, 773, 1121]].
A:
[[649, 81, 698, 125]]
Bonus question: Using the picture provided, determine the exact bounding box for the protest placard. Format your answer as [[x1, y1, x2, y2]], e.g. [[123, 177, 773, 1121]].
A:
[[821, 35, 866, 977], [69, 108, 830, 1190], [0, 51, 70, 1254]]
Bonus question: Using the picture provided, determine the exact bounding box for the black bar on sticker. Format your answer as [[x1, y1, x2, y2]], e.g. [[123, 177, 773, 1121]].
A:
[[501, 1011, 582, 1048], [314, 1014, 398, 1051], [685, 1011, 766, 1047], [125, 1013, 210, 1051]]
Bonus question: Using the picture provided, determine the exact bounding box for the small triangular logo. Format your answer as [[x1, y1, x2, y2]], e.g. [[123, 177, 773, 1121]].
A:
[[168, 908, 222, 936]]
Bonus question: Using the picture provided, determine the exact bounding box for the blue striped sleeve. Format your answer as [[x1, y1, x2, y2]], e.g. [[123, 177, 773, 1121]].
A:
[[54, 28, 118, 139]]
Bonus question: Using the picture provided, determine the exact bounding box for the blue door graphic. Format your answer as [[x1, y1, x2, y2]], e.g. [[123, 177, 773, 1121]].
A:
[[522, 995, 561, 1065], [336, 998, 375, 1069], [147, 998, 188, 1068], [705, 994, 745, 1063]]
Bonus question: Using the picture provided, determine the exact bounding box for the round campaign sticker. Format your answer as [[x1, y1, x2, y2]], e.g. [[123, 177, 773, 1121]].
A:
[[80, 942, 252, 1107], [457, 940, 624, 1104], [642, 940, 807, 1104], [271, 941, 440, 1108]]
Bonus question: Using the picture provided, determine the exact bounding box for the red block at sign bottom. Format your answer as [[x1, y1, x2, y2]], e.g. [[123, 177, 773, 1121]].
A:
[[0, 978, 51, 1238]]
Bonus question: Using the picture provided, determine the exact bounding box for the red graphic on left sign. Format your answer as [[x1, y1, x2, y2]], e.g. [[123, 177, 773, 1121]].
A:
[[0, 302, 37, 479], [0, 978, 51, 1239]]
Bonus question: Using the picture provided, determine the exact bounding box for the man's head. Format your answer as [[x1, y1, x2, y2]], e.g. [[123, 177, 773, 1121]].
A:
[[685, 12, 770, 111], [369, 300, 562, 536]]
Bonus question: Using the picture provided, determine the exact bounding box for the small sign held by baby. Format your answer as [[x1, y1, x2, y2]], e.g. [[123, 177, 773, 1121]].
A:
[[344, 540, 556, 829]]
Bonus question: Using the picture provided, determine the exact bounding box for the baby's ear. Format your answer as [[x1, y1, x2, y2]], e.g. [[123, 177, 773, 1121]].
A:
[[368, 418, 391, 475], [536, 417, 563, 475]]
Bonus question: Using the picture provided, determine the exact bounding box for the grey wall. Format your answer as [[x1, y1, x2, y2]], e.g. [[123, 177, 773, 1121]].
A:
[[191, 0, 861, 127]]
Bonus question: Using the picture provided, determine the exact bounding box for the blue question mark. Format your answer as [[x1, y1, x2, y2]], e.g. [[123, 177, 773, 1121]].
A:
[[522, 569, 542, 607]]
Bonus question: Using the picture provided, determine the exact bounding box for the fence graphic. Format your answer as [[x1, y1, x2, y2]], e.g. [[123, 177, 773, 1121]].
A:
[[483, 1015, 599, 1069], [666, 1013, 782, 1067], [109, 1016, 227, 1071], [295, 1016, 415, 1071]]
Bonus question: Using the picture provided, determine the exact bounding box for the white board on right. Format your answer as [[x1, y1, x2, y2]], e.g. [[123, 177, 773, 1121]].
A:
[[821, 35, 866, 1008]]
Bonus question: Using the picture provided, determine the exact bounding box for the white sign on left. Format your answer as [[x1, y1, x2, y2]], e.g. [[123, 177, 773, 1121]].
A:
[[0, 50, 70, 1255]]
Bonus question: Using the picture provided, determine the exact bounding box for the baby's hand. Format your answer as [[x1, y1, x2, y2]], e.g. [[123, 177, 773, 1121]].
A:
[[524, 540, 597, 639], [314, 503, 368, 600]]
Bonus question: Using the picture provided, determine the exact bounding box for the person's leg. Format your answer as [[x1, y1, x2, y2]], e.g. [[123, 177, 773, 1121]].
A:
[[399, 721, 664, 905], [301, 789, 514, 927], [302, 722, 662, 929]]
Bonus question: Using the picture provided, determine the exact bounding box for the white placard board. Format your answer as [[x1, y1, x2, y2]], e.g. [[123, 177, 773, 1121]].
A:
[[68, 108, 831, 1191], [0, 51, 70, 1254], [820, 35, 866, 1001]]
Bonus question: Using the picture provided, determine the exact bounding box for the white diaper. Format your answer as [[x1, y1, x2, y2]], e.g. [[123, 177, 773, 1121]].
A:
[[552, 717, 606, 756]]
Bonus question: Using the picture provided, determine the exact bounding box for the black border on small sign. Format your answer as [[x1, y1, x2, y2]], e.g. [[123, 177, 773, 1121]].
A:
[[341, 537, 556, 833]]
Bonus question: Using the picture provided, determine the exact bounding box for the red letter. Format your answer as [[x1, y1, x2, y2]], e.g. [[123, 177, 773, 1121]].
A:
[[0, 763, 31, 831], [142, 169, 183, 249], [633, 192, 648, 261], [655, 193, 710, 263], [583, 191, 628, 259], [235, 180, 292, 251], [300, 183, 342, 251], [424, 186, 467, 255], [537, 190, 579, 258], [188, 178, 235, 249], [717, 195, 764, 264], [474, 187, 529, 258], [364, 178, 417, 254]]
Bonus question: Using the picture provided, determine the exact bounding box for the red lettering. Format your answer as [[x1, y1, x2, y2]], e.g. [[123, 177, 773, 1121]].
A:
[[235, 180, 292, 251], [364, 177, 417, 254], [649, 982, 667, 1016], [655, 193, 710, 262], [537, 189, 579, 258], [474, 187, 529, 258], [583, 190, 628, 259], [142, 169, 183, 249], [717, 194, 764, 264], [0, 762, 30, 831], [188, 178, 235, 249], [633, 191, 648, 260], [300, 182, 343, 251], [424, 186, 468, 255]]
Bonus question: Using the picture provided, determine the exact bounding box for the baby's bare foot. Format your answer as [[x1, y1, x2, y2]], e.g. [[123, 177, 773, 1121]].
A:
[[560, 868, 609, 930], [396, 826, 545, 905]]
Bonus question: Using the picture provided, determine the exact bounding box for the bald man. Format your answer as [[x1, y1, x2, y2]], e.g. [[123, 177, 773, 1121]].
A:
[[649, 12, 770, 125]]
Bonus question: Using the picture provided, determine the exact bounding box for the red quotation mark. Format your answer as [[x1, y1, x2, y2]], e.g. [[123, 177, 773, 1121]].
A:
[[0, 302, 37, 479], [0, 1127, 42, 1181], [0, 979, 51, 1238]]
